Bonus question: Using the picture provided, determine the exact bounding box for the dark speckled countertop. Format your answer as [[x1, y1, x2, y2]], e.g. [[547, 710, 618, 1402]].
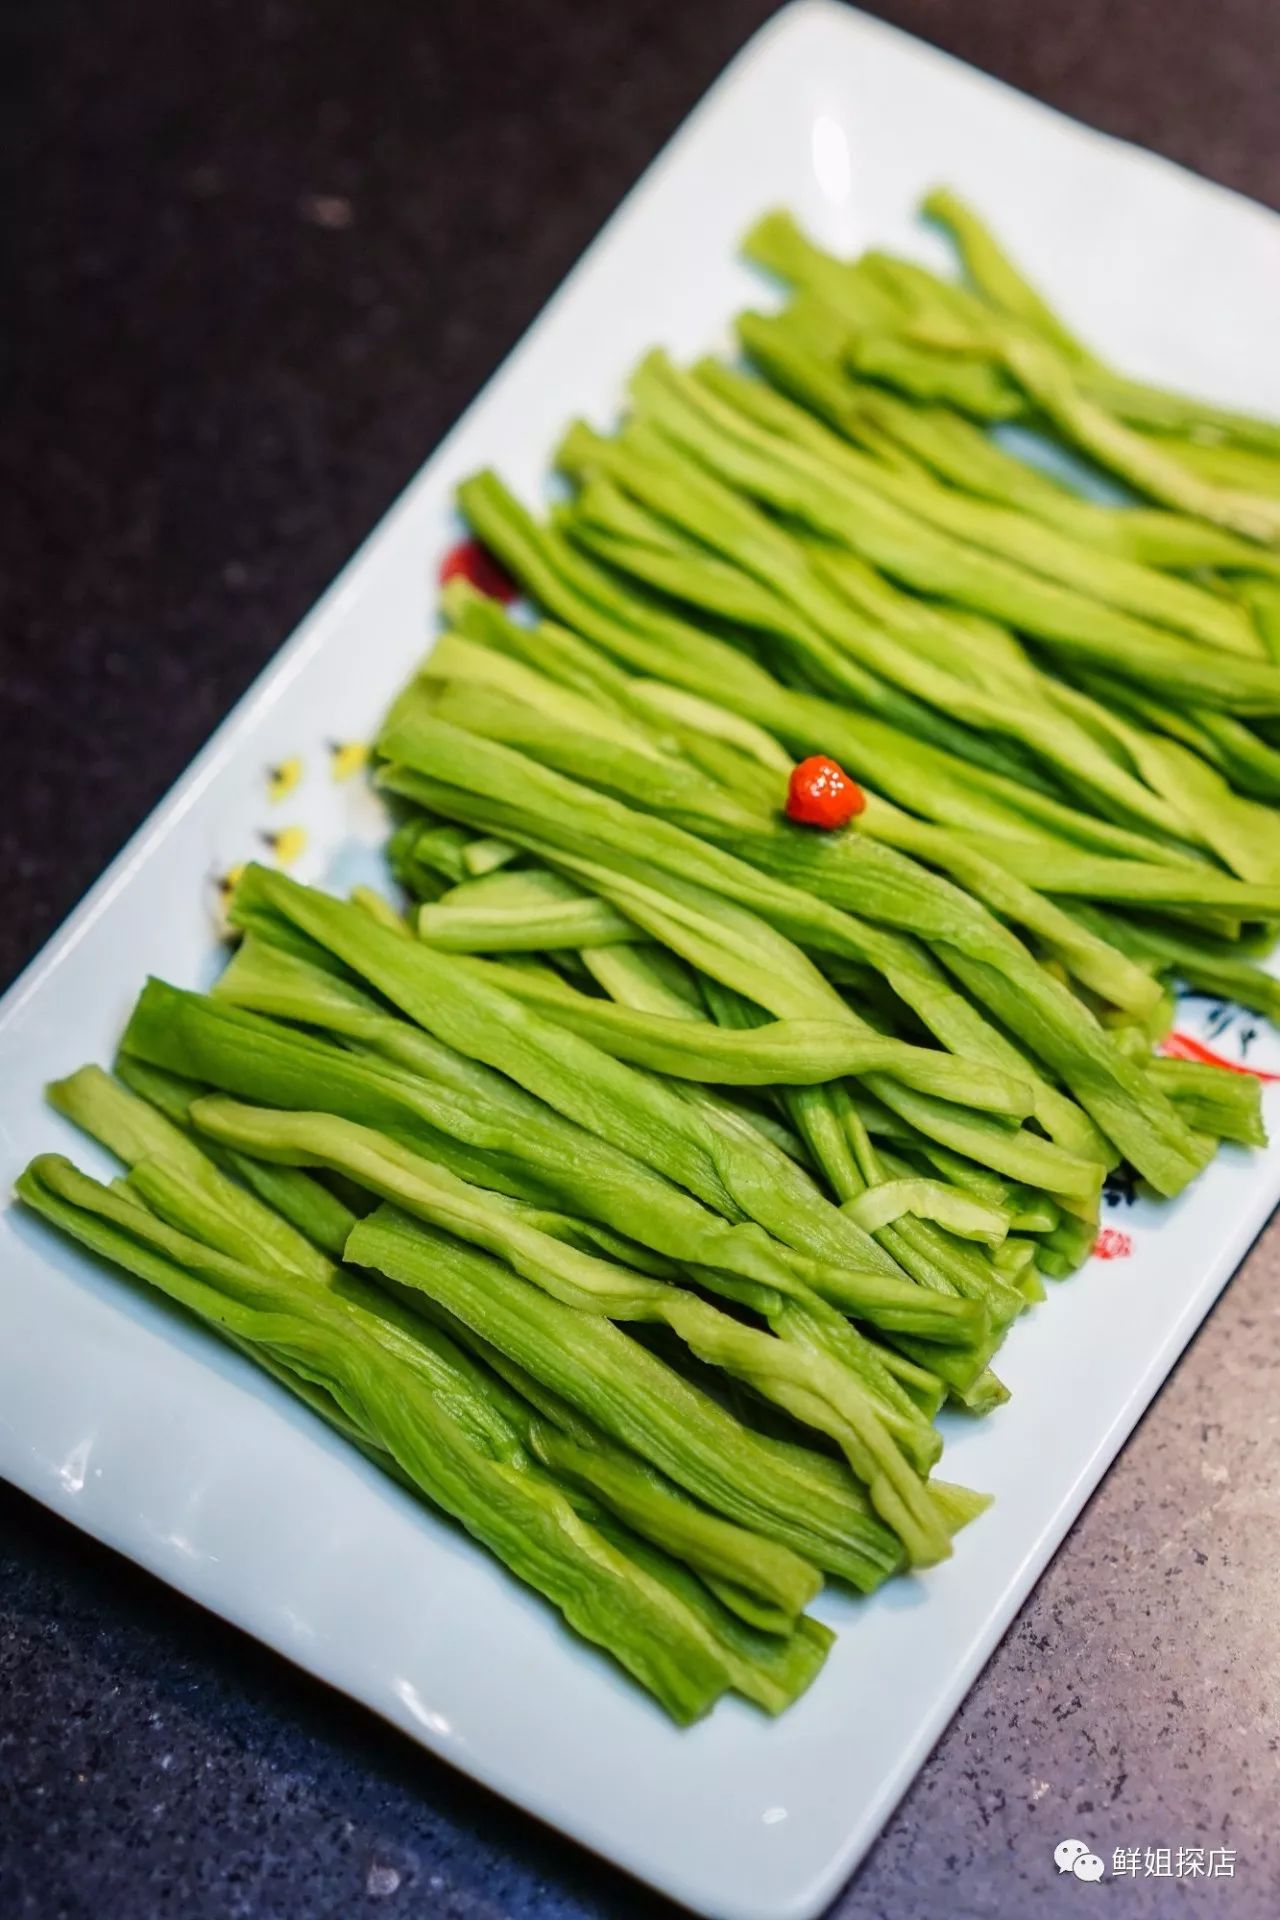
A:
[[2, 3, 1279, 1915]]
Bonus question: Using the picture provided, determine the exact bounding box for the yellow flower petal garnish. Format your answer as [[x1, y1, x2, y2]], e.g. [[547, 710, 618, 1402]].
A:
[[262, 825, 307, 868], [267, 756, 304, 803], [330, 740, 369, 783]]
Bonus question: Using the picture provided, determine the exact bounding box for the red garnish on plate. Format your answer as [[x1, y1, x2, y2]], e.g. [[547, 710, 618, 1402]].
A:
[[1160, 1031, 1280, 1082], [785, 755, 865, 830], [1094, 1227, 1132, 1261], [439, 538, 518, 604]]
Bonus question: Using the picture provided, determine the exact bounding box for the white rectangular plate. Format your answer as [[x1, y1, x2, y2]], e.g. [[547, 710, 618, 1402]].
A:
[[4, 6, 1280, 1916]]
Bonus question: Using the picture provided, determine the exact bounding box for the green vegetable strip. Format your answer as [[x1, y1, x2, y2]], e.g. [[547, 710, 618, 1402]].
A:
[[742, 209, 916, 333], [126, 1155, 336, 1287], [844, 326, 1024, 419], [744, 329, 1280, 577], [1145, 1059, 1266, 1149], [122, 977, 812, 1279], [107, 1051, 841, 1627], [556, 468, 1228, 867], [980, 328, 1280, 542], [228, 869, 991, 1249], [920, 187, 1097, 366], [1071, 677, 1280, 808], [456, 471, 1239, 875], [722, 827, 1205, 1196], [224, 887, 1000, 1417], [232, 861, 1078, 1290], [750, 205, 1280, 456], [562, 458, 1208, 850], [504, 1409, 825, 1623], [440, 950, 1036, 1111], [475, 558, 1279, 914], [17, 1156, 739, 1723], [579, 938, 707, 1018], [578, 1512, 832, 1714], [377, 736, 1104, 1204], [575, 937, 996, 1400], [855, 799, 1163, 1015], [1163, 440, 1280, 494], [407, 666, 1131, 1155], [1066, 904, 1280, 1023], [216, 915, 991, 1422], [1242, 580, 1280, 663], [899, 308, 1280, 528], [955, 839, 1280, 914], [463, 836, 521, 877], [695, 352, 1262, 658], [395, 820, 472, 885], [562, 468, 1057, 795], [190, 1096, 979, 1517], [126, 971, 946, 1449], [112, 1055, 360, 1256], [618, 354, 1280, 709], [48, 1065, 335, 1285], [388, 691, 1202, 1198], [844, 1179, 1009, 1244], [458, 1312, 966, 1612], [348, 1204, 953, 1568], [419, 866, 641, 952], [47, 1086, 893, 1639], [695, 976, 1022, 1395]]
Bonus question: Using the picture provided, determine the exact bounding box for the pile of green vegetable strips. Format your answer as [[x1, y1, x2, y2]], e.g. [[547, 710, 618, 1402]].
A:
[[20, 193, 1280, 1725]]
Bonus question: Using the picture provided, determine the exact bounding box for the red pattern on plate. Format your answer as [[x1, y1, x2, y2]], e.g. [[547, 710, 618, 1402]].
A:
[[1160, 1030, 1280, 1082], [439, 538, 519, 603], [1094, 1227, 1133, 1261]]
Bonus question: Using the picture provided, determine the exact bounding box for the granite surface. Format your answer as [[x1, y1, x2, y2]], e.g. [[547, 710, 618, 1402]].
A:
[[2, 1, 1279, 1915]]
